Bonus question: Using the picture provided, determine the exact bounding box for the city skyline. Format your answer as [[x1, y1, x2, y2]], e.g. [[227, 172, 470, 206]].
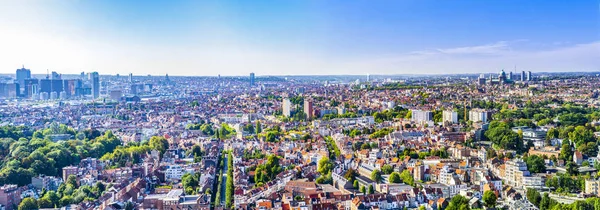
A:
[[0, 0, 598, 76]]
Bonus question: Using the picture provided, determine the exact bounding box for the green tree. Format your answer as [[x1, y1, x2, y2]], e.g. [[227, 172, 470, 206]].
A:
[[255, 121, 262, 134], [353, 180, 359, 189], [525, 155, 546, 173], [526, 188, 542, 207], [371, 169, 382, 183], [482, 191, 497, 208], [389, 172, 402, 183], [368, 185, 374, 194], [360, 186, 366, 194], [19, 197, 38, 210], [66, 175, 78, 187], [37, 197, 53, 208], [446, 195, 470, 210], [318, 157, 334, 175], [182, 173, 199, 194], [381, 165, 394, 174], [399, 170, 414, 186], [149, 136, 169, 155]]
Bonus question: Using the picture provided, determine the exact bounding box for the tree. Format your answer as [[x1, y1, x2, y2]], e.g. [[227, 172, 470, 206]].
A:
[[318, 157, 334, 175], [566, 161, 578, 176], [525, 155, 546, 173], [66, 175, 78, 187], [37, 197, 53, 208], [371, 169, 382, 183], [482, 191, 497, 208], [446, 195, 470, 210], [182, 173, 199, 194], [255, 121, 262, 134], [360, 186, 366, 194], [43, 191, 60, 207], [389, 172, 402, 183], [381, 165, 394, 174], [368, 185, 374, 194], [149, 136, 169, 155], [399, 170, 414, 186], [353, 180, 359, 189], [539, 193, 552, 210], [19, 197, 38, 210], [526, 188, 542, 207]]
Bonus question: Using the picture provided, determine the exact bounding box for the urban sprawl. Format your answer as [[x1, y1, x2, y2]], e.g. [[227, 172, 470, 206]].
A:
[[0, 67, 600, 210]]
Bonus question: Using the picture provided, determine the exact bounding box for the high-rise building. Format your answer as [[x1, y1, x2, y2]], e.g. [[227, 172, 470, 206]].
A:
[[304, 100, 314, 120], [527, 71, 532, 81], [508, 71, 513, 80], [521, 71, 526, 81], [40, 79, 52, 94], [477, 74, 486, 85], [129, 73, 133, 83], [24, 78, 39, 97], [411, 110, 433, 123], [442, 110, 458, 124], [90, 72, 100, 99], [282, 98, 291, 117], [469, 109, 489, 123], [15, 66, 31, 96], [250, 72, 255, 86], [51, 71, 61, 80]]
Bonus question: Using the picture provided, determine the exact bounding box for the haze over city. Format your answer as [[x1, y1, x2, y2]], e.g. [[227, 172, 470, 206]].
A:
[[0, 0, 598, 76]]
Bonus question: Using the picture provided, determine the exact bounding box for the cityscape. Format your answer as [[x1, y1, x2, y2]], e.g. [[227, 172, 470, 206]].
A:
[[0, 1, 599, 210]]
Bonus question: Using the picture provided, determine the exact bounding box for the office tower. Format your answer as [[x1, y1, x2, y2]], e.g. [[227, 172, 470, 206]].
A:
[[250, 72, 255, 86], [527, 71, 532, 81], [508, 71, 513, 80], [90, 72, 100, 99], [282, 98, 291, 117], [129, 73, 133, 83], [411, 110, 433, 123], [40, 79, 52, 94], [477, 74, 486, 85], [521, 71, 526, 81], [304, 100, 314, 120], [367, 74, 370, 82], [16, 66, 31, 96], [52, 79, 64, 93], [110, 90, 123, 101], [469, 109, 489, 123], [51, 71, 61, 80], [80, 72, 85, 80], [442, 110, 458, 124], [63, 79, 81, 97], [24, 78, 39, 97]]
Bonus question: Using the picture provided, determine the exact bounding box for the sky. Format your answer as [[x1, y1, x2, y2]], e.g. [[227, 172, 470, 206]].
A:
[[0, 0, 598, 76]]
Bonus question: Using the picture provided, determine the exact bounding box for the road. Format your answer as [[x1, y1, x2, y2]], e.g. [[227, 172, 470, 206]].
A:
[[220, 155, 228, 205]]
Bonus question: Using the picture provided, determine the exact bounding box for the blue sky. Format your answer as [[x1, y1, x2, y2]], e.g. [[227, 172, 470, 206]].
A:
[[0, 0, 598, 75]]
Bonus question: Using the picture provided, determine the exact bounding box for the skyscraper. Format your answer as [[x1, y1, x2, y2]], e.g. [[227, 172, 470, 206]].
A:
[[304, 100, 314, 120], [527, 71, 532, 81], [282, 98, 291, 117], [16, 66, 31, 96], [90, 72, 100, 99], [521, 71, 526, 81], [129, 73, 133, 83], [250, 72, 255, 86]]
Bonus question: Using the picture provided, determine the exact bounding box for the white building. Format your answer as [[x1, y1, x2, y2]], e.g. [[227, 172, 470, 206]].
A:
[[282, 98, 291, 117], [442, 110, 458, 124], [411, 110, 433, 124], [504, 159, 530, 188], [165, 165, 185, 181], [469, 109, 489, 123]]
